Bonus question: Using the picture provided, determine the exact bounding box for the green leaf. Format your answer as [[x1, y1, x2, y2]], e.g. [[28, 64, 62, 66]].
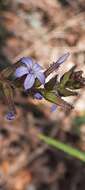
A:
[[60, 67, 85, 90], [57, 85, 78, 97], [45, 75, 58, 90], [66, 77, 85, 89], [39, 134, 85, 162], [60, 66, 76, 88], [40, 89, 73, 111], [73, 116, 85, 127]]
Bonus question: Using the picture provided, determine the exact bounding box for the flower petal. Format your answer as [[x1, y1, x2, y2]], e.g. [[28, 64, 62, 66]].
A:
[[34, 93, 43, 100], [36, 72, 45, 85], [15, 66, 28, 78], [33, 63, 43, 72], [24, 74, 35, 90], [51, 104, 57, 112], [21, 57, 33, 70]]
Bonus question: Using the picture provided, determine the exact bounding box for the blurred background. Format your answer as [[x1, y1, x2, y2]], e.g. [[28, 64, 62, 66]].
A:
[[0, 0, 85, 189]]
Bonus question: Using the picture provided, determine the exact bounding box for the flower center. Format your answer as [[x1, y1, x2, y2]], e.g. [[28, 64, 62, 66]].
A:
[[29, 69, 34, 74]]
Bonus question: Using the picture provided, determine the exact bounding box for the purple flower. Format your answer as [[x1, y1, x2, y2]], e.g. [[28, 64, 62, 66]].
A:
[[6, 111, 15, 120], [45, 52, 70, 77], [34, 92, 43, 100], [15, 57, 45, 90], [51, 104, 57, 112], [56, 52, 70, 65]]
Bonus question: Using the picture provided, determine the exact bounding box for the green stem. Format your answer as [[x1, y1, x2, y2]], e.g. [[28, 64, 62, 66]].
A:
[[39, 134, 85, 162]]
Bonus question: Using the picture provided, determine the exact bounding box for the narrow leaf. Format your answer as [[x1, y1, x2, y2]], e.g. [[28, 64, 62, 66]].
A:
[[60, 66, 76, 88], [40, 89, 73, 111], [39, 134, 85, 162], [57, 86, 78, 97]]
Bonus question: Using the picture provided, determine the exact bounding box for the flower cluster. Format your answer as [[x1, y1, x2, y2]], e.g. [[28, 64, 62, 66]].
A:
[[14, 53, 70, 114], [1, 52, 84, 120]]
